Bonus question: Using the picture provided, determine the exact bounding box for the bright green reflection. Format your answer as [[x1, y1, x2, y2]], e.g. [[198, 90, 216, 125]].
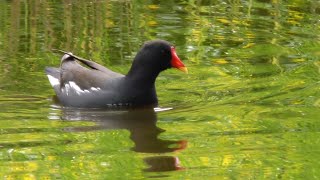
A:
[[0, 0, 320, 179]]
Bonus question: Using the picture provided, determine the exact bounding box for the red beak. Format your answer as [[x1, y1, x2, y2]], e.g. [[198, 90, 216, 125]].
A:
[[170, 47, 188, 73]]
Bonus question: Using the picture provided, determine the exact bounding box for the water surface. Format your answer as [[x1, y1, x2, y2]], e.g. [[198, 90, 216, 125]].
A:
[[0, 0, 320, 179]]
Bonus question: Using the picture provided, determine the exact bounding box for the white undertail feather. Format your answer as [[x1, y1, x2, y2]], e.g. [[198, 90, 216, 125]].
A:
[[62, 81, 101, 95], [47, 75, 60, 87]]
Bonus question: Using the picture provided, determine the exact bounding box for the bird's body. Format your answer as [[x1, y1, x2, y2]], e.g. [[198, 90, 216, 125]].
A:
[[46, 40, 187, 108]]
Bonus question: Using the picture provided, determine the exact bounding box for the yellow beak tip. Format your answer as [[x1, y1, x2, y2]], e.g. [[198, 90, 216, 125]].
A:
[[179, 67, 188, 74]]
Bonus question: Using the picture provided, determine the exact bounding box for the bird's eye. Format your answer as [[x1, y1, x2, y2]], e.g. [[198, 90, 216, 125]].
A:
[[161, 48, 170, 55]]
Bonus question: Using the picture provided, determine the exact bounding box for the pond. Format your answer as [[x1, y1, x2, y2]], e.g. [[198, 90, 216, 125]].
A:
[[0, 0, 320, 179]]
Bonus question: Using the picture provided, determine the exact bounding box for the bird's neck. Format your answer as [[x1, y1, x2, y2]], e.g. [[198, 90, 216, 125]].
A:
[[124, 68, 159, 107], [126, 67, 160, 86]]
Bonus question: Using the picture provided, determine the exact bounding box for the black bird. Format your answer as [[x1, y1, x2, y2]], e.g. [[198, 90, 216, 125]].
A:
[[45, 40, 187, 108]]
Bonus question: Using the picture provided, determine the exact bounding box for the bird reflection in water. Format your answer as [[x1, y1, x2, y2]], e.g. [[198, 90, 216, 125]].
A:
[[50, 106, 187, 172]]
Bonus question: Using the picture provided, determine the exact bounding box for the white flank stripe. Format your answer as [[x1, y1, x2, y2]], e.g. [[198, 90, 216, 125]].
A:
[[64, 84, 70, 95], [91, 87, 101, 91], [69, 81, 83, 93], [47, 75, 60, 87], [62, 81, 100, 95]]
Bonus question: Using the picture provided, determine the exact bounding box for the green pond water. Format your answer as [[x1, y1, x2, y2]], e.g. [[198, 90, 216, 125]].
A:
[[0, 0, 320, 179]]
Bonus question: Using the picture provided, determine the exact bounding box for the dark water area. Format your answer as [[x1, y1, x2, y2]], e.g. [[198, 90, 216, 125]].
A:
[[0, 0, 320, 179]]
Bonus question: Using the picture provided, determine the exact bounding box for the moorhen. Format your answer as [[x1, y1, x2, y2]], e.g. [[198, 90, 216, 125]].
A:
[[45, 40, 187, 108]]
